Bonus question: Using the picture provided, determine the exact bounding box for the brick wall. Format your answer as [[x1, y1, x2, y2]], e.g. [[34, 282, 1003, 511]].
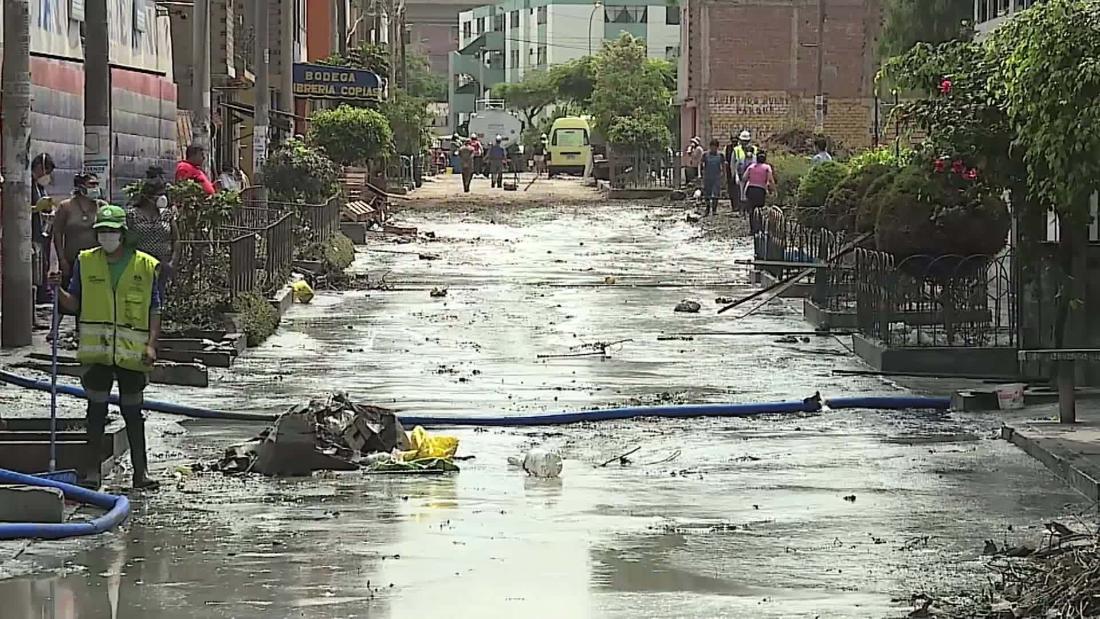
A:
[[687, 0, 883, 149]]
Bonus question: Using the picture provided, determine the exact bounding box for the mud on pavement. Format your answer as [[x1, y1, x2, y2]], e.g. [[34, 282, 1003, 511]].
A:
[[0, 175, 1085, 619]]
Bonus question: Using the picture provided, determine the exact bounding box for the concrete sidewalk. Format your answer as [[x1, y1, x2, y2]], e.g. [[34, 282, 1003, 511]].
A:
[[1002, 401, 1100, 503]]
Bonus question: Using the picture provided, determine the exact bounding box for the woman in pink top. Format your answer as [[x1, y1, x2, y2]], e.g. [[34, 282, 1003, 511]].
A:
[[741, 150, 776, 212]]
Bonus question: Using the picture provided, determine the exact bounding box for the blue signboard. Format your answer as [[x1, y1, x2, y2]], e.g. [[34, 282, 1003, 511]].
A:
[[293, 63, 384, 101]]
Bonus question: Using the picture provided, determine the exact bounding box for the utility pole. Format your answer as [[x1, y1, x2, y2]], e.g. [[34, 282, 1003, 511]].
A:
[[2, 0, 33, 346], [85, 0, 111, 198], [280, 0, 295, 134], [192, 0, 212, 153], [399, 10, 408, 90], [254, 0, 270, 206], [814, 0, 826, 133]]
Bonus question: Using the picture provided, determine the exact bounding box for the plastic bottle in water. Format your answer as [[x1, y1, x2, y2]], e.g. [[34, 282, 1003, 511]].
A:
[[522, 449, 563, 478]]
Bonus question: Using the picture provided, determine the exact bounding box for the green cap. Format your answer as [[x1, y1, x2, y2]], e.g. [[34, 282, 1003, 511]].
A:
[[93, 204, 127, 230]]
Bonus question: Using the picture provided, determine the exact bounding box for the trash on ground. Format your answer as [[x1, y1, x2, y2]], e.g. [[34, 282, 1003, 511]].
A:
[[206, 393, 462, 476], [674, 300, 702, 313], [510, 449, 563, 478], [430, 287, 448, 298]]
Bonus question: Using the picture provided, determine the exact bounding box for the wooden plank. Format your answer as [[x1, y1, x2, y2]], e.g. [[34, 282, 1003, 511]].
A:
[[158, 348, 233, 368], [15, 361, 209, 388], [735, 259, 854, 270]]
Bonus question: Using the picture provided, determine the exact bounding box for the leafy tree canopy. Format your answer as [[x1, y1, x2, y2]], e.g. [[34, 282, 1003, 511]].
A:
[[491, 70, 558, 126], [879, 0, 974, 59], [309, 105, 393, 166], [590, 34, 671, 149]]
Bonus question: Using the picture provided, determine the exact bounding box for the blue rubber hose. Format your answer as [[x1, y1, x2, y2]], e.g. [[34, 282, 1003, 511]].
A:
[[0, 370, 951, 427], [0, 467, 130, 540], [0, 371, 278, 422]]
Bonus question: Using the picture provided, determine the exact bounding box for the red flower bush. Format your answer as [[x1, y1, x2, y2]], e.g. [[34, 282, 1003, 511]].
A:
[[939, 79, 953, 95]]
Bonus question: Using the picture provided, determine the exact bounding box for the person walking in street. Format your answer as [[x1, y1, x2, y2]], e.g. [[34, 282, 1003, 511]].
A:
[[49, 204, 163, 490], [469, 133, 485, 178], [742, 151, 776, 233], [53, 173, 104, 290], [458, 138, 475, 193], [532, 134, 548, 177], [701, 138, 726, 217], [726, 130, 758, 212], [487, 135, 507, 188], [684, 137, 704, 185], [126, 168, 179, 301], [175, 145, 215, 195], [811, 137, 833, 166]]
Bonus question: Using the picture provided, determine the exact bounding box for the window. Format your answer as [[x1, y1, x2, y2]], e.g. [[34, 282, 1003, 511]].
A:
[[493, 14, 504, 31], [536, 45, 547, 66], [510, 10, 519, 27], [476, 17, 485, 34], [463, 21, 472, 38], [552, 128, 589, 147], [510, 49, 520, 67], [665, 6, 680, 25], [665, 45, 680, 60], [537, 6, 547, 24], [605, 6, 646, 23]]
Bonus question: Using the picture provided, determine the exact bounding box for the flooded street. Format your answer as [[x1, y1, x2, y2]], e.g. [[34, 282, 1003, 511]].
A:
[[0, 179, 1084, 618]]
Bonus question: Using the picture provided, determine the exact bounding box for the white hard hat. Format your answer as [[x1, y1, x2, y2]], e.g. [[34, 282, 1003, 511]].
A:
[[495, 134, 502, 141], [739, 130, 752, 141]]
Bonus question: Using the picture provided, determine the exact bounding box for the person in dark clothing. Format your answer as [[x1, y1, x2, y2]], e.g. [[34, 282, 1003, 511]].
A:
[[487, 136, 507, 188], [701, 138, 726, 217], [458, 139, 475, 193]]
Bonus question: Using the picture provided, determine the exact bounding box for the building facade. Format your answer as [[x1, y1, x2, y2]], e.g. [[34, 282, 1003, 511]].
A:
[[974, 0, 1042, 38], [678, 0, 881, 149], [449, 0, 680, 130]]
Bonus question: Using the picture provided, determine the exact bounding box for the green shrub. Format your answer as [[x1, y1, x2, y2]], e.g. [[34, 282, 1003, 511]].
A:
[[263, 139, 341, 204], [847, 147, 908, 172], [309, 105, 393, 166], [323, 233, 356, 272], [794, 161, 848, 228], [768, 154, 811, 207], [858, 168, 899, 234], [875, 165, 1010, 257], [381, 90, 432, 155], [233, 291, 279, 347], [823, 163, 893, 232]]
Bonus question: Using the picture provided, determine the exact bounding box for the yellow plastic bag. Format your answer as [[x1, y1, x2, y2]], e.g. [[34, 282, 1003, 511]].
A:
[[291, 280, 314, 304], [399, 426, 459, 461]]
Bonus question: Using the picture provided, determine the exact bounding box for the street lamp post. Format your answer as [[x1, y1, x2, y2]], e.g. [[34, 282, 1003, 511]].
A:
[[589, 1, 603, 56]]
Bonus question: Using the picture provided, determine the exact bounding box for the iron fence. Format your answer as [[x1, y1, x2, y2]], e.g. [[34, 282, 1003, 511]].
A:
[[175, 231, 255, 303], [855, 249, 1016, 348], [607, 149, 677, 190], [298, 195, 341, 245], [222, 206, 296, 294], [753, 208, 847, 285]]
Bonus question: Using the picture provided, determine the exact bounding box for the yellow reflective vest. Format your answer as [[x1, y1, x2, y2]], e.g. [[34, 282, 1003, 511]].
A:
[[76, 248, 159, 372]]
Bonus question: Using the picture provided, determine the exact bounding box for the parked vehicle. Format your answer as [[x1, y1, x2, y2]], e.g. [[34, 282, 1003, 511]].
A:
[[547, 117, 592, 177]]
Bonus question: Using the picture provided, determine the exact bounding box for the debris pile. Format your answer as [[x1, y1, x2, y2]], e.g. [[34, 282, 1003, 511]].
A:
[[210, 393, 460, 476], [914, 523, 1100, 618]]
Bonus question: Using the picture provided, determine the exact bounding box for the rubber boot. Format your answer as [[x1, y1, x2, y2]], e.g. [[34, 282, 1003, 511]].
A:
[[81, 404, 107, 490], [122, 407, 160, 490]]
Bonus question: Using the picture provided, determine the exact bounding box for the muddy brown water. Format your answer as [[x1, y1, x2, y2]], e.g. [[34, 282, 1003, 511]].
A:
[[0, 195, 1083, 618]]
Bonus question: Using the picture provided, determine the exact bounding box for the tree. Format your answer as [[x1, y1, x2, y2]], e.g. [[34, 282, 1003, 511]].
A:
[[879, 0, 974, 59], [319, 41, 391, 77], [381, 90, 433, 154], [492, 70, 558, 126], [549, 57, 596, 108], [405, 50, 448, 102], [884, 0, 1100, 421], [590, 34, 672, 150], [309, 105, 394, 167]]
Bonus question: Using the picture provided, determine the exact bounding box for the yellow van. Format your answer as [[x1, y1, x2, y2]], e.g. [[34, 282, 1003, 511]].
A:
[[547, 117, 591, 177]]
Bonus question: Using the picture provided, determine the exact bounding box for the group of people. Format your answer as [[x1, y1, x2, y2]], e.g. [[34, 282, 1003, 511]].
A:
[[684, 130, 775, 220], [455, 133, 514, 192], [684, 131, 832, 228], [30, 142, 243, 491]]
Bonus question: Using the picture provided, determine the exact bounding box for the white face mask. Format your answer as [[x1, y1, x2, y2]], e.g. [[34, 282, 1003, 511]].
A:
[[84, 187, 102, 200], [155, 195, 169, 210], [97, 231, 122, 253], [37, 173, 52, 187]]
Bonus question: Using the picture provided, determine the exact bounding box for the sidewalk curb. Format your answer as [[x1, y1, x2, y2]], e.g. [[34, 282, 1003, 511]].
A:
[[1002, 424, 1100, 502]]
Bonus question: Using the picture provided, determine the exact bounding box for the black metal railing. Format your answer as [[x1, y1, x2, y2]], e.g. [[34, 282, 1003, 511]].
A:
[[607, 149, 677, 190], [297, 195, 341, 244], [855, 249, 1016, 348]]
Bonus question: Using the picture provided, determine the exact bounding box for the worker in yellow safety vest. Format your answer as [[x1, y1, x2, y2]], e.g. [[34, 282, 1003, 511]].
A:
[[51, 204, 162, 490], [725, 130, 759, 213]]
